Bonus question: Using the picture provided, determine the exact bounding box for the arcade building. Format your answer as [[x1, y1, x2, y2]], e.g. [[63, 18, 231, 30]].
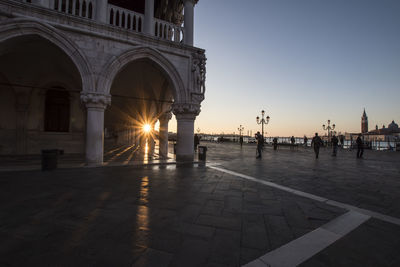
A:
[[0, 0, 206, 165]]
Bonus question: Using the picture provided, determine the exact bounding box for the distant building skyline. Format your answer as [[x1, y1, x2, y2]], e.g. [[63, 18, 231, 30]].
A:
[[362, 109, 368, 134], [170, 0, 400, 137]]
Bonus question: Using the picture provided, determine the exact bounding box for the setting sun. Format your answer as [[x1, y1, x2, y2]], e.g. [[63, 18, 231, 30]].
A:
[[143, 124, 151, 133]]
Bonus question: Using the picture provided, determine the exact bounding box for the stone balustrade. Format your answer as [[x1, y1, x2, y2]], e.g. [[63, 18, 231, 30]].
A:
[[155, 18, 184, 43], [108, 4, 144, 32], [22, 0, 96, 20], [20, 0, 188, 44]]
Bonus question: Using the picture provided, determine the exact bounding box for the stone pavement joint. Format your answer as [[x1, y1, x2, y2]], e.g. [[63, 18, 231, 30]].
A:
[[244, 211, 370, 267], [208, 165, 400, 227]]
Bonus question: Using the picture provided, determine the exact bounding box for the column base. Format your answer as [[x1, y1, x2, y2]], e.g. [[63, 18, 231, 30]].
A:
[[176, 154, 194, 162], [86, 160, 104, 167]]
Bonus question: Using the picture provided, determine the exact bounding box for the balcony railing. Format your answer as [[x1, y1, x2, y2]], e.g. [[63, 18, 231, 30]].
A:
[[154, 18, 184, 43], [108, 4, 143, 33], [20, 0, 184, 44], [23, 0, 96, 20]]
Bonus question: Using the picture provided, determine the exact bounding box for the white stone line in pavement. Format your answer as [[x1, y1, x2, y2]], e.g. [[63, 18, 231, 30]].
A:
[[208, 165, 400, 226], [244, 211, 370, 267]]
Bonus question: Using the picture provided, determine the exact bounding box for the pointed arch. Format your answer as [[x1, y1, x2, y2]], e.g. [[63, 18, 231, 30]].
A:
[[0, 18, 94, 93], [99, 47, 186, 103]]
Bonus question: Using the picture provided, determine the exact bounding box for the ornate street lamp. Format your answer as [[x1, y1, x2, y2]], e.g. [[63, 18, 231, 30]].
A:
[[322, 120, 335, 140], [256, 110, 270, 142], [237, 125, 244, 137]]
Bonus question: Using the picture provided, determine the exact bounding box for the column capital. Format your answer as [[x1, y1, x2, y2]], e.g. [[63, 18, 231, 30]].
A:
[[159, 111, 173, 122], [81, 92, 111, 109], [172, 103, 200, 120]]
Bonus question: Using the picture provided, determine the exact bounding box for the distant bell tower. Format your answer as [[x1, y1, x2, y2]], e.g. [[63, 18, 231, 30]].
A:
[[361, 109, 368, 133]]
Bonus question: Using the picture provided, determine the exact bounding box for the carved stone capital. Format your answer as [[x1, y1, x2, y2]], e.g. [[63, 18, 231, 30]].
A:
[[81, 92, 111, 109], [172, 103, 200, 120], [159, 111, 173, 123]]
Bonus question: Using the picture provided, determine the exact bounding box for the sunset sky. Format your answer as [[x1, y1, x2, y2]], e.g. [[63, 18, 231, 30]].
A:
[[172, 0, 400, 137]]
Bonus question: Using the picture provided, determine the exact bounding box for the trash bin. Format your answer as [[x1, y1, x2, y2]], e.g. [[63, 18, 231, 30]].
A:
[[198, 146, 207, 161], [41, 149, 59, 171]]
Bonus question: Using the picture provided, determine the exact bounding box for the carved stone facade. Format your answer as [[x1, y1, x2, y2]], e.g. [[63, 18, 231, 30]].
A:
[[0, 0, 206, 164], [191, 51, 206, 105], [80, 93, 112, 109]]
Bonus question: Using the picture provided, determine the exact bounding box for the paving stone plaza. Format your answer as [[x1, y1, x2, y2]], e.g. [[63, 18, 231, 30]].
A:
[[1, 143, 399, 266]]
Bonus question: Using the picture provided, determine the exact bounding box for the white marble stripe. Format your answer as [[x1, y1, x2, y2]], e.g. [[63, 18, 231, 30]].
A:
[[209, 166, 328, 202], [244, 211, 370, 267], [208, 165, 400, 226]]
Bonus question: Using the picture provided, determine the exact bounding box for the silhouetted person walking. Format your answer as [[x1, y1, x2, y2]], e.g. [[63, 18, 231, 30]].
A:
[[194, 134, 200, 151], [256, 131, 263, 158], [356, 133, 364, 158], [273, 137, 278, 150], [290, 136, 295, 150], [311, 133, 323, 159], [339, 135, 344, 148], [304, 136, 308, 147], [331, 134, 339, 156]]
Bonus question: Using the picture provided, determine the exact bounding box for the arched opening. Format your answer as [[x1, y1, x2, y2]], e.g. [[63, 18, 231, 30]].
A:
[[132, 15, 137, 30], [122, 12, 125, 28], [75, 0, 80, 16], [104, 59, 175, 163], [68, 0, 73, 14], [116, 11, 120, 26], [0, 34, 85, 155], [88, 2, 93, 19], [110, 9, 114, 25], [82, 1, 87, 17]]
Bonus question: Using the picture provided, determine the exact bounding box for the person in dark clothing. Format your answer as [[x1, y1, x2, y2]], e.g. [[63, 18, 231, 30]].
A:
[[273, 137, 278, 150], [290, 136, 295, 150], [331, 134, 339, 156], [356, 133, 364, 158], [194, 134, 200, 151], [339, 135, 344, 148], [239, 136, 243, 147], [255, 131, 263, 158], [304, 136, 308, 147], [311, 133, 323, 159]]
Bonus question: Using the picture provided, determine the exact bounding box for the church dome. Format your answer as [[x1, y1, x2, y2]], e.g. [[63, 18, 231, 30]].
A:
[[388, 120, 399, 130]]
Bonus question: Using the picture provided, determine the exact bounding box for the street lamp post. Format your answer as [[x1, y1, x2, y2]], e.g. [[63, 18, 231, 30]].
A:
[[238, 125, 244, 145], [256, 110, 270, 142], [237, 125, 244, 137], [322, 120, 335, 143]]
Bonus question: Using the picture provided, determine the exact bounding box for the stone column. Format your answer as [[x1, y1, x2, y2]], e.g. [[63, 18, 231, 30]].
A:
[[14, 87, 31, 155], [144, 0, 155, 35], [148, 122, 156, 156], [183, 0, 196, 46], [173, 103, 200, 162], [96, 0, 108, 23], [159, 112, 172, 158], [81, 92, 111, 166]]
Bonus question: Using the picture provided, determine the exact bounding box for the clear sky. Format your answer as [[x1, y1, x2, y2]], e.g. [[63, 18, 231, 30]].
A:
[[173, 0, 400, 137]]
